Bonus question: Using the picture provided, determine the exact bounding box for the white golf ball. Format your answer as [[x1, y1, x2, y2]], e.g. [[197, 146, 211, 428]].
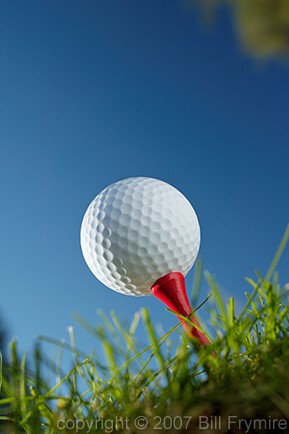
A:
[[80, 177, 200, 296]]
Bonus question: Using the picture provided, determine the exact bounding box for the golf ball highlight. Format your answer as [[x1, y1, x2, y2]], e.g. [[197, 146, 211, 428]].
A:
[[80, 177, 200, 296]]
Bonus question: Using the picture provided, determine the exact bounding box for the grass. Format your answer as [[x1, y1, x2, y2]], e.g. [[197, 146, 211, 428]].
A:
[[1, 226, 289, 433]]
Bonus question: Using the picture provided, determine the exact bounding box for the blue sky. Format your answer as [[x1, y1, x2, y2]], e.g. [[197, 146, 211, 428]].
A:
[[0, 0, 289, 357]]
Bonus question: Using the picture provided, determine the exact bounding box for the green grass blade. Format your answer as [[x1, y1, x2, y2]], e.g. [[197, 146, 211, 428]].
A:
[[191, 258, 203, 307], [20, 352, 27, 416], [142, 308, 168, 377], [0, 352, 2, 392], [265, 224, 289, 282], [205, 271, 227, 324]]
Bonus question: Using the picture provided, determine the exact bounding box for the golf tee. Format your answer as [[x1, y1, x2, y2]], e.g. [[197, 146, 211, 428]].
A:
[[151, 272, 210, 347]]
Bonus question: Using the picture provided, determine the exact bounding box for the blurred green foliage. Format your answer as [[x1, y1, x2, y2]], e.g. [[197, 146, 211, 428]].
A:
[[192, 0, 289, 59]]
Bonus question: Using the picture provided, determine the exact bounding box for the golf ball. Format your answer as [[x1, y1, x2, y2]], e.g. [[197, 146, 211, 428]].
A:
[[80, 177, 200, 296]]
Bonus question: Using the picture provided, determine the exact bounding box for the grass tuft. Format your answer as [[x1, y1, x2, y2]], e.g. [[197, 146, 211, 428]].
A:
[[1, 227, 289, 433]]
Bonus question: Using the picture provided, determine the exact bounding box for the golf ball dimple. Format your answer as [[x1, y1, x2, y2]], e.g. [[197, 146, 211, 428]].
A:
[[80, 177, 201, 296]]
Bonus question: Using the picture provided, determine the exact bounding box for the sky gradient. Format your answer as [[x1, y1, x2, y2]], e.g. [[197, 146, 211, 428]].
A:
[[0, 0, 289, 356]]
